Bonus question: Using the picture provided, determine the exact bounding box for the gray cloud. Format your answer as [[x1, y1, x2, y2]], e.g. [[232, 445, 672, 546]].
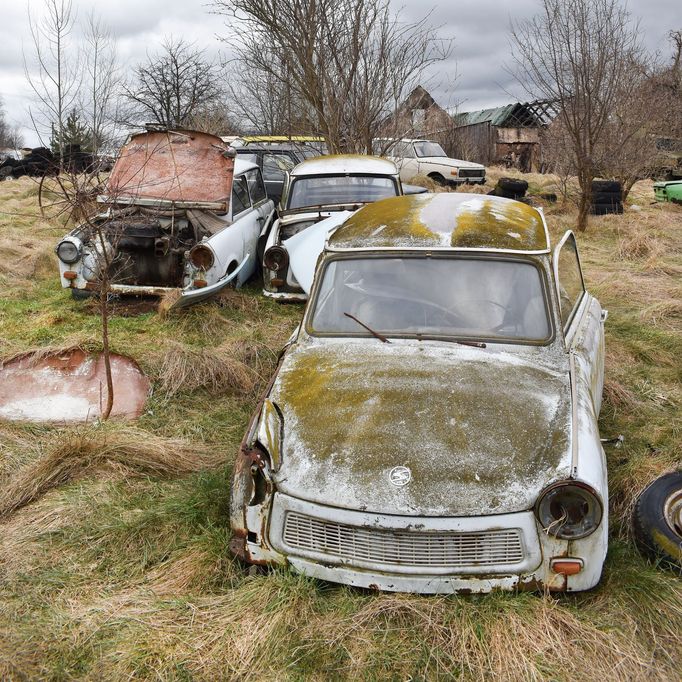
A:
[[0, 0, 678, 145]]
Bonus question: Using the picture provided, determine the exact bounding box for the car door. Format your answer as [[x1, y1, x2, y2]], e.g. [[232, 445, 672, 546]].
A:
[[262, 153, 296, 206], [396, 142, 420, 182], [554, 231, 605, 414], [245, 167, 276, 265]]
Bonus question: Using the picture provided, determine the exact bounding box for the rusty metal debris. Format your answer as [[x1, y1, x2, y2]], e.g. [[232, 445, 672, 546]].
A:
[[0, 349, 150, 422]]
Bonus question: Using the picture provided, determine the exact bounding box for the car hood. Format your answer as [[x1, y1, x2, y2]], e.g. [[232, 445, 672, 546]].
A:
[[418, 157, 484, 170], [270, 341, 572, 517]]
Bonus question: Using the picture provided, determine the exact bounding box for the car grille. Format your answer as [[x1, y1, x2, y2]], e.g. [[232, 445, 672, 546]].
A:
[[458, 169, 485, 179], [282, 512, 525, 568]]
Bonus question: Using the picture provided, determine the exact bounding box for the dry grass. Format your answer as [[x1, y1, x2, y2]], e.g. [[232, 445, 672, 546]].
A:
[[155, 340, 260, 397], [0, 173, 681, 680], [0, 425, 221, 518]]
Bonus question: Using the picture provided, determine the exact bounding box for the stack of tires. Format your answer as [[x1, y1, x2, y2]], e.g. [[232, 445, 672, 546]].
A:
[[489, 177, 528, 200], [591, 179, 623, 215]]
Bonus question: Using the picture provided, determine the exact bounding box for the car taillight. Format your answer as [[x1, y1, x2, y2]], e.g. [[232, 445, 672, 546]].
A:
[[264, 246, 289, 272], [189, 244, 215, 270], [535, 482, 602, 539]]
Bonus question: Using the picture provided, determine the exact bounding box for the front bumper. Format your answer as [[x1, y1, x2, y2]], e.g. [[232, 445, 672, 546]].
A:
[[235, 492, 606, 594]]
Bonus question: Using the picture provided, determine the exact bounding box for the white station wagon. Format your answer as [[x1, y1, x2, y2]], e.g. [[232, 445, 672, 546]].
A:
[[231, 192, 608, 594], [376, 137, 486, 187], [56, 129, 274, 310]]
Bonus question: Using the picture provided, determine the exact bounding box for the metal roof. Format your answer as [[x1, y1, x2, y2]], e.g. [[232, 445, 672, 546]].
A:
[[291, 154, 398, 177], [327, 193, 549, 252], [454, 101, 557, 128]]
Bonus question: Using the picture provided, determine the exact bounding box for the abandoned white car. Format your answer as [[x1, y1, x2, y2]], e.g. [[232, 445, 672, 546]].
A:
[[262, 155, 404, 302], [231, 192, 608, 594], [56, 129, 274, 310], [376, 137, 486, 186]]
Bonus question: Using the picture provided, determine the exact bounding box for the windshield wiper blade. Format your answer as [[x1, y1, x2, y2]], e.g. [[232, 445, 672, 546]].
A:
[[414, 333, 486, 348], [343, 312, 390, 343]]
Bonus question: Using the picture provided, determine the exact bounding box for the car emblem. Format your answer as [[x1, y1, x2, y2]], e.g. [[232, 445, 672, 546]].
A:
[[389, 466, 412, 487]]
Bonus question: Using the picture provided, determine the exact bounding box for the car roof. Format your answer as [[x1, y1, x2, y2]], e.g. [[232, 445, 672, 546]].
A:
[[291, 154, 398, 177], [374, 138, 432, 144], [235, 144, 300, 153], [327, 193, 550, 253]]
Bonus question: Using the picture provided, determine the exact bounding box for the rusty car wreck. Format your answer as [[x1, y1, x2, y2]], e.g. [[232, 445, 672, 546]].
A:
[[56, 129, 274, 309], [231, 192, 608, 594]]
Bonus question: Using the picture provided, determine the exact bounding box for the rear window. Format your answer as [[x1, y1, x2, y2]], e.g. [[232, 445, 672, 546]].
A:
[[287, 175, 398, 209]]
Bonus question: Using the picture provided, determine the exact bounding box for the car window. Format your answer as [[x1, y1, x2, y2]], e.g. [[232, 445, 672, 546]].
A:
[[555, 233, 585, 329], [414, 141, 447, 157], [310, 256, 551, 344], [238, 152, 259, 164], [263, 153, 296, 182], [231, 175, 251, 216], [397, 142, 415, 158], [287, 175, 398, 209], [245, 168, 267, 204]]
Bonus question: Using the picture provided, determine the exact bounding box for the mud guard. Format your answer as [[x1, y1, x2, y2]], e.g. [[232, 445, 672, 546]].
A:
[[169, 253, 250, 311]]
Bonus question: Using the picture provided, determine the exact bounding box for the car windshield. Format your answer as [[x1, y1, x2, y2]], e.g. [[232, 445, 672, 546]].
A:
[[287, 175, 398, 209], [309, 257, 551, 343], [413, 141, 447, 157]]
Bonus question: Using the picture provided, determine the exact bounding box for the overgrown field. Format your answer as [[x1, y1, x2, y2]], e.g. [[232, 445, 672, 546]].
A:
[[0, 174, 680, 680]]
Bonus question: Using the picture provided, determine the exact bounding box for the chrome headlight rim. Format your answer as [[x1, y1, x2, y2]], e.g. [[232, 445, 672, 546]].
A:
[[56, 238, 81, 264], [263, 245, 289, 273], [535, 480, 603, 540]]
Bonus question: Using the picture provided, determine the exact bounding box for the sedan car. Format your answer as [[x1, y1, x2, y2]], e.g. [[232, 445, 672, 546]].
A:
[[56, 129, 274, 310], [375, 137, 486, 186], [262, 155, 403, 302], [231, 192, 608, 594]]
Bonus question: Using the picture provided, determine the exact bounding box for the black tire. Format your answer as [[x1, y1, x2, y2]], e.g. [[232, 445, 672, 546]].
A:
[[592, 180, 621, 193], [592, 191, 622, 204], [497, 177, 528, 195], [492, 188, 518, 200], [591, 202, 623, 215], [633, 471, 682, 570], [71, 288, 93, 300], [428, 173, 447, 186]]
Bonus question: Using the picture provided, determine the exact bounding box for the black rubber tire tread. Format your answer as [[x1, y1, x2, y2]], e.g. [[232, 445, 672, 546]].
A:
[[592, 180, 621, 193], [70, 288, 93, 300], [490, 188, 517, 199], [592, 191, 622, 204], [428, 173, 446, 186], [633, 471, 682, 570], [591, 202, 623, 215], [497, 177, 528, 194]]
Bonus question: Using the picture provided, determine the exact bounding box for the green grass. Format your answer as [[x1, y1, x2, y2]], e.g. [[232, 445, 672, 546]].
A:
[[0, 175, 680, 680]]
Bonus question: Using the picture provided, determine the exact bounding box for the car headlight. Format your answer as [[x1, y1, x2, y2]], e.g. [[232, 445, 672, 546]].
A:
[[263, 245, 289, 272], [56, 239, 81, 264], [188, 244, 215, 270], [535, 482, 603, 539]]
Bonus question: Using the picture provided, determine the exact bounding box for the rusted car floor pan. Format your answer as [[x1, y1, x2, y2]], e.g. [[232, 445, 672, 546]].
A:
[[0, 349, 150, 422]]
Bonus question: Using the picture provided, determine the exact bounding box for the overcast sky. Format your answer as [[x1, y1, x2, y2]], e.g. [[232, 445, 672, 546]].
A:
[[0, 0, 678, 146]]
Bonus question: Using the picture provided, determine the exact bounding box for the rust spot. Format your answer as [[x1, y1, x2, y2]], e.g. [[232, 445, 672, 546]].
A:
[[0, 349, 150, 422]]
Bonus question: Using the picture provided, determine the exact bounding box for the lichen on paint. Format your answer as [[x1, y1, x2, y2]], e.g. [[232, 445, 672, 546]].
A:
[[328, 193, 548, 251], [270, 338, 572, 517]]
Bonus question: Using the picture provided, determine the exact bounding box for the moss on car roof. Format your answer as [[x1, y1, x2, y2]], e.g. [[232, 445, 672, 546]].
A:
[[327, 193, 549, 251]]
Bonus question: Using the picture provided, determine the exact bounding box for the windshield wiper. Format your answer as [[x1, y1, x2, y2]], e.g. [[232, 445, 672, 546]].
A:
[[343, 312, 390, 343], [414, 333, 486, 348]]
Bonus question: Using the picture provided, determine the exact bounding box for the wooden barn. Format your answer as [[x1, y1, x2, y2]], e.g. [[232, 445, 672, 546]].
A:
[[452, 101, 557, 171]]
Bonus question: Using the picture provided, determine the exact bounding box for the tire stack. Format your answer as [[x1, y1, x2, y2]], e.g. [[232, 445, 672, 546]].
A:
[[488, 177, 529, 200], [591, 180, 623, 215]]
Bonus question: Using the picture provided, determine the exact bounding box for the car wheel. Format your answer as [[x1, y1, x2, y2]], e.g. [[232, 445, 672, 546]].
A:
[[71, 289, 93, 300], [633, 471, 682, 570], [428, 173, 446, 186], [497, 177, 529, 195]]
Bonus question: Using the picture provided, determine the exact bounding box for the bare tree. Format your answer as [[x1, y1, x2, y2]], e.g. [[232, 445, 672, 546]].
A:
[[511, 0, 643, 231], [82, 12, 121, 156], [122, 38, 222, 128], [23, 0, 79, 166], [214, 0, 450, 153]]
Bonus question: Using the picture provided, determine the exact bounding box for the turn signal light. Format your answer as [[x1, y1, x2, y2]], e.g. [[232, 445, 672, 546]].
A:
[[193, 279, 208, 288], [550, 558, 583, 576], [63, 271, 77, 280]]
